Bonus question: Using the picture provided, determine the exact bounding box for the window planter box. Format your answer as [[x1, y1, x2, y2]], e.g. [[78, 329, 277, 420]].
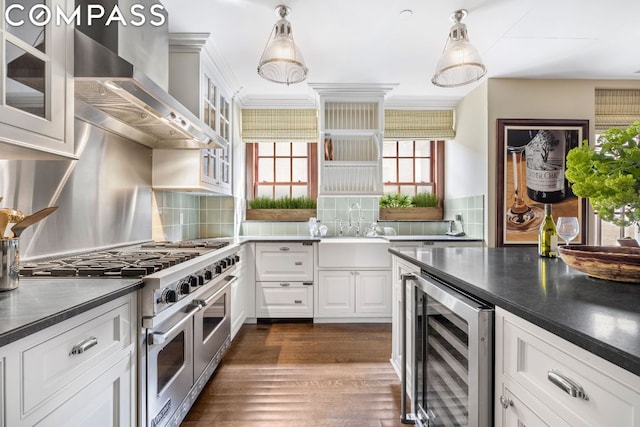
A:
[[245, 209, 317, 221], [378, 207, 443, 221]]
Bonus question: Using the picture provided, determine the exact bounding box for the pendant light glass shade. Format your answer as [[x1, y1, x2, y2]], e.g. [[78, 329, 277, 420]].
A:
[[257, 5, 308, 85], [432, 9, 487, 88]]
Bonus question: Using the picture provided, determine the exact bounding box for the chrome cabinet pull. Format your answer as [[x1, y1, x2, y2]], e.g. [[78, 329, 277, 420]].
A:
[[70, 336, 98, 356], [294, 261, 303, 266], [294, 299, 302, 304], [279, 247, 290, 251], [302, 282, 313, 286], [499, 395, 513, 409], [280, 283, 291, 287], [548, 370, 589, 400]]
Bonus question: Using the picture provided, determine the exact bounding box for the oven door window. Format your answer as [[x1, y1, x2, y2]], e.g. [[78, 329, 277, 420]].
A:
[[416, 294, 470, 426], [157, 330, 186, 393], [202, 295, 226, 343]]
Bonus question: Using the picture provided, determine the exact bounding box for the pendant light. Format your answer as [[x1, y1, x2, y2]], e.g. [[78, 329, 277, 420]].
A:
[[257, 5, 308, 85], [431, 9, 487, 88]]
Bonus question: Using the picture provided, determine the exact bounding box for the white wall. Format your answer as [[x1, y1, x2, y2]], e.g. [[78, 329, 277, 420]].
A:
[[447, 82, 489, 200], [478, 78, 640, 246]]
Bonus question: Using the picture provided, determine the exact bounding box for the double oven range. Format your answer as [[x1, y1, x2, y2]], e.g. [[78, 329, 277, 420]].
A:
[[20, 239, 240, 427]]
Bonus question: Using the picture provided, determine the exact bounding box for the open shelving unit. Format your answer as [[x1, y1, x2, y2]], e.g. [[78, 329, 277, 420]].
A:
[[319, 101, 384, 194]]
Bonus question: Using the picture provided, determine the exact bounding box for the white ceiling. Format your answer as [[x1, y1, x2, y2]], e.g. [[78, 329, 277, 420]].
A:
[[161, 0, 640, 108]]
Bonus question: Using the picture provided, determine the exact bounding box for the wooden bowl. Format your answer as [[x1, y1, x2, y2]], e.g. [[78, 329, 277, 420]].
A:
[[558, 245, 640, 283]]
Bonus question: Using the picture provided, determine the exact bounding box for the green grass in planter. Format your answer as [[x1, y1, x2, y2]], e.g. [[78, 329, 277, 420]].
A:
[[249, 196, 317, 209], [411, 192, 440, 208]]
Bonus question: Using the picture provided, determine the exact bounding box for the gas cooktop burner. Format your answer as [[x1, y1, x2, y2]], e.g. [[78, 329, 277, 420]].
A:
[[19, 240, 231, 278], [19, 250, 202, 278]]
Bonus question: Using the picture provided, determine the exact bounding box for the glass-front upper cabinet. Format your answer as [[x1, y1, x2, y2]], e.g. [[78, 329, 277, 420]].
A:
[[167, 33, 233, 195], [0, 0, 74, 159]]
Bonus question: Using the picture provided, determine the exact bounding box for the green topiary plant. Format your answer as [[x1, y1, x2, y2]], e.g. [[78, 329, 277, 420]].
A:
[[565, 121, 640, 229]]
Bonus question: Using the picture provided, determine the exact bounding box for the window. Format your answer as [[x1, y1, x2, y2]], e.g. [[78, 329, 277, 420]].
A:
[[382, 140, 444, 198], [246, 142, 317, 199]]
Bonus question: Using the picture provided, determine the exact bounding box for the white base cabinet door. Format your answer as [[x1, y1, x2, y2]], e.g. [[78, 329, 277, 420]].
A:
[[256, 281, 313, 318], [1, 293, 136, 427], [36, 354, 133, 427], [317, 271, 354, 315], [317, 270, 391, 319]]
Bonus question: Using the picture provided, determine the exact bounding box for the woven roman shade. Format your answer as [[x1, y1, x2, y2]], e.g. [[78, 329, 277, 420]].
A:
[[241, 109, 317, 142], [595, 89, 640, 132], [384, 110, 455, 140]]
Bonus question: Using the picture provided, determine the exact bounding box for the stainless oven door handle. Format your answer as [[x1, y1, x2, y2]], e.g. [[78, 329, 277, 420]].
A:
[[148, 305, 201, 346], [195, 275, 238, 307]]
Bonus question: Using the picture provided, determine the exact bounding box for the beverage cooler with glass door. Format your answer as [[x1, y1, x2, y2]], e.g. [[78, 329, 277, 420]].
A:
[[401, 271, 494, 427]]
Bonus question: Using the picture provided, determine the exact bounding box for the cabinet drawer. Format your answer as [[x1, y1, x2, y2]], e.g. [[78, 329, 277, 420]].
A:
[[256, 281, 313, 318], [255, 243, 314, 281], [21, 299, 132, 414], [500, 309, 640, 426]]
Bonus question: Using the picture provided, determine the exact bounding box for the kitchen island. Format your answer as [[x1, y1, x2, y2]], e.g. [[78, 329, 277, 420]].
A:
[[391, 246, 640, 425], [390, 246, 640, 375]]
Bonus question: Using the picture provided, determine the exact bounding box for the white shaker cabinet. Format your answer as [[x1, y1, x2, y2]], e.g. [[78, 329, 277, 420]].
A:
[[316, 239, 391, 321], [495, 307, 640, 426], [255, 242, 315, 318], [317, 269, 391, 318], [0, 0, 74, 159], [0, 293, 136, 426], [154, 33, 232, 195]]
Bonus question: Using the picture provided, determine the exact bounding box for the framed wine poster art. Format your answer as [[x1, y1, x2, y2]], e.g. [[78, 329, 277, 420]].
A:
[[496, 119, 589, 247]]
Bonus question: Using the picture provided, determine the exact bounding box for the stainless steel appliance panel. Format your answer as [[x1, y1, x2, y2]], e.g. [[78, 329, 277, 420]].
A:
[[193, 276, 233, 380], [401, 272, 493, 427], [146, 307, 195, 427], [0, 120, 152, 259]]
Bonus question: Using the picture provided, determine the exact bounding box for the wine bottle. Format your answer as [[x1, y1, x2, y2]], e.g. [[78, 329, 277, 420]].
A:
[[526, 130, 566, 203], [538, 204, 558, 258]]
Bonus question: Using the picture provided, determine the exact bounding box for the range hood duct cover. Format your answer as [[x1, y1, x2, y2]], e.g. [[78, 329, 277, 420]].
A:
[[74, 30, 224, 149]]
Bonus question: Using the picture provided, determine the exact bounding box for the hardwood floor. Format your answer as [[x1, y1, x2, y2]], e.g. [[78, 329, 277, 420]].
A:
[[182, 322, 408, 427]]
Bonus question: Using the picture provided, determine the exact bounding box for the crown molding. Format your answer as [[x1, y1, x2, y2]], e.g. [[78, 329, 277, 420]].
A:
[[384, 95, 460, 110]]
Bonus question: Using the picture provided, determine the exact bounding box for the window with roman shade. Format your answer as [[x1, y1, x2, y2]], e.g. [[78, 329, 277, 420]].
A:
[[382, 110, 452, 200], [242, 109, 318, 200], [595, 89, 640, 132], [241, 109, 317, 142], [383, 110, 455, 140]]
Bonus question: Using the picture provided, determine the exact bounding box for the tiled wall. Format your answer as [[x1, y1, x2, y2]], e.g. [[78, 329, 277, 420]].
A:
[[444, 194, 485, 239], [153, 191, 485, 241], [152, 190, 202, 241], [240, 194, 485, 239], [199, 196, 236, 237]]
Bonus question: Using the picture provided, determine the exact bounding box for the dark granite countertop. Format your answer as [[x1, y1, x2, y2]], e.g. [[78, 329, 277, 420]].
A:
[[390, 247, 640, 377], [0, 278, 143, 347], [236, 235, 481, 243]]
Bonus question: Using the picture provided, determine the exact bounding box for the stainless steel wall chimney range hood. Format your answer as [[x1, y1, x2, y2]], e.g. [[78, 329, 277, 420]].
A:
[[74, 23, 224, 149]]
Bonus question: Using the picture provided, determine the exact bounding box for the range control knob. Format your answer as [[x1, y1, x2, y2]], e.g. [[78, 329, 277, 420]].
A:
[[197, 275, 205, 286], [163, 289, 178, 303], [215, 263, 223, 274], [179, 282, 190, 295], [188, 276, 198, 287], [204, 270, 213, 280], [228, 256, 236, 265], [234, 255, 240, 263]]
